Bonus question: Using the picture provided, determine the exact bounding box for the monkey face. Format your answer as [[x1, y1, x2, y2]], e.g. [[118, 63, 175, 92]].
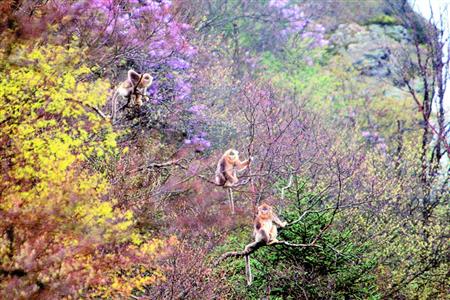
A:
[[227, 149, 239, 162], [258, 204, 272, 216], [141, 74, 153, 86]]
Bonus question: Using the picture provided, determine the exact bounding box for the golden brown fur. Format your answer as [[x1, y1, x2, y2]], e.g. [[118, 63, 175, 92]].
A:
[[132, 73, 153, 106], [214, 149, 251, 187], [245, 203, 286, 285], [252, 203, 286, 244], [111, 69, 153, 122]]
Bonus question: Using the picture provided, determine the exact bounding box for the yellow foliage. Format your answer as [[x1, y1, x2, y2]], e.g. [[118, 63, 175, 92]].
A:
[[0, 43, 163, 298], [0, 43, 115, 208]]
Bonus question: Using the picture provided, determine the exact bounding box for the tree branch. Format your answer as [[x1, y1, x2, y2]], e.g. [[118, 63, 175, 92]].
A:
[[65, 98, 108, 119], [215, 240, 319, 265]]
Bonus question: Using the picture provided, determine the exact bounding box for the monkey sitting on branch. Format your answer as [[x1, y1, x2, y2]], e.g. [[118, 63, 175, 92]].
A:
[[215, 203, 320, 285], [244, 203, 286, 285], [214, 149, 253, 213]]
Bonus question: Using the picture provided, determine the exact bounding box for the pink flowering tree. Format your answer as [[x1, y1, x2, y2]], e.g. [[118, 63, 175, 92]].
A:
[[175, 0, 327, 77], [2, 0, 206, 146]]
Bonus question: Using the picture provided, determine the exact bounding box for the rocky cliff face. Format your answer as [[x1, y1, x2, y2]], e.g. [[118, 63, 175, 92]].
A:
[[328, 20, 420, 99], [304, 0, 423, 98], [331, 23, 410, 78]]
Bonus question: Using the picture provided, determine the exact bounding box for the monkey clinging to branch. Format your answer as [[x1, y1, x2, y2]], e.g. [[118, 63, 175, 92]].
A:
[[133, 72, 153, 106], [245, 203, 287, 285], [215, 149, 252, 187], [111, 69, 153, 121]]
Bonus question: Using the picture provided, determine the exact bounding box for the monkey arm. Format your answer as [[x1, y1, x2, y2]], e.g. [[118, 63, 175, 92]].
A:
[[272, 214, 287, 228], [235, 158, 251, 172]]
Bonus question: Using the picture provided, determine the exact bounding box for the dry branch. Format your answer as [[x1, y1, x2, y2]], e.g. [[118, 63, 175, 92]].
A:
[[280, 174, 293, 200], [65, 98, 108, 119], [88, 104, 108, 119], [215, 239, 319, 265]]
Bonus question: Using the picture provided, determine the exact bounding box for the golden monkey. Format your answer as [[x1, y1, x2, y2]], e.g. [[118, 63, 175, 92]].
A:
[[132, 72, 153, 106], [111, 70, 153, 122], [245, 203, 287, 285], [215, 149, 252, 187], [251, 203, 287, 244]]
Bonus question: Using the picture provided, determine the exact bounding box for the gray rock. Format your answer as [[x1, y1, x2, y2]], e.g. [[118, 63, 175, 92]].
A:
[[385, 25, 411, 42], [330, 23, 412, 80]]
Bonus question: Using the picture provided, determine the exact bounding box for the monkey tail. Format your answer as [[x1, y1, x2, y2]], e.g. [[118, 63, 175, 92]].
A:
[[111, 90, 118, 123], [245, 254, 253, 286], [227, 187, 235, 214]]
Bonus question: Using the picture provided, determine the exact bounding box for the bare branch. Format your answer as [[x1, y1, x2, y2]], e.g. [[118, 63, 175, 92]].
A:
[[87, 104, 108, 119], [65, 98, 108, 119], [141, 159, 183, 170], [215, 240, 319, 266], [280, 174, 293, 200]]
